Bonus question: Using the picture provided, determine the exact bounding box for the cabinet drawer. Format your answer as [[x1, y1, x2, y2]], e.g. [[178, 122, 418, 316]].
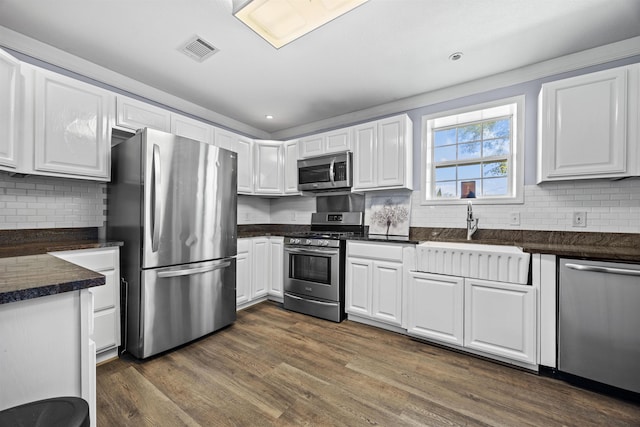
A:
[[52, 249, 116, 271], [347, 242, 404, 262], [93, 309, 119, 352], [90, 270, 117, 311]]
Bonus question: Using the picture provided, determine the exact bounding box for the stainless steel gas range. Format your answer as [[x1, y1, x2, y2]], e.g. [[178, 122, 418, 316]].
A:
[[283, 195, 364, 322]]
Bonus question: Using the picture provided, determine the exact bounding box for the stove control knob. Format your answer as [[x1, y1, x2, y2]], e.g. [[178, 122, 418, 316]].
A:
[[292, 238, 300, 244], [321, 240, 329, 246], [305, 239, 312, 245]]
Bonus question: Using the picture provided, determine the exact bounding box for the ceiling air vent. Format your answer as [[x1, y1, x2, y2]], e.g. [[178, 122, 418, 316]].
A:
[[180, 36, 219, 62]]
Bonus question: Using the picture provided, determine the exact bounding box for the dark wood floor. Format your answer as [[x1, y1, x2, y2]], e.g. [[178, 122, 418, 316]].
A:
[[97, 301, 640, 426]]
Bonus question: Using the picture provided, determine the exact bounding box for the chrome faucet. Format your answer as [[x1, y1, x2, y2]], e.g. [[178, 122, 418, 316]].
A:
[[466, 201, 479, 240]]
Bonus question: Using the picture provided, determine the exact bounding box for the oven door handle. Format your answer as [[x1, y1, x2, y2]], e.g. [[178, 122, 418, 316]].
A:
[[285, 293, 339, 307], [285, 247, 340, 256]]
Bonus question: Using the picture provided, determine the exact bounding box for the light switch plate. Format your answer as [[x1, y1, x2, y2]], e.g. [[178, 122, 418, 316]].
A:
[[572, 211, 587, 227]]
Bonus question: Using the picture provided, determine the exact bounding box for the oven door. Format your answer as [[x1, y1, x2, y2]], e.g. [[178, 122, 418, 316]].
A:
[[284, 245, 340, 301]]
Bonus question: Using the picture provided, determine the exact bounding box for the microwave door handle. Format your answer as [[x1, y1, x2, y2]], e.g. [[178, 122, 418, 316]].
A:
[[329, 158, 335, 184]]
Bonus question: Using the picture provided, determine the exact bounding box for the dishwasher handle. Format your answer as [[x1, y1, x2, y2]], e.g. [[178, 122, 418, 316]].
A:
[[565, 262, 640, 277]]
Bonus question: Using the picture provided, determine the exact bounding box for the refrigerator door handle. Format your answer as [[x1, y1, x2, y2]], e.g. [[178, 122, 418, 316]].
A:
[[151, 144, 161, 252], [565, 263, 640, 277], [157, 260, 231, 278]]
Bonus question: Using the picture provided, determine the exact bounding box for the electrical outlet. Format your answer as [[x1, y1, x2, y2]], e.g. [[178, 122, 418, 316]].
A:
[[572, 211, 587, 227], [509, 212, 520, 226]]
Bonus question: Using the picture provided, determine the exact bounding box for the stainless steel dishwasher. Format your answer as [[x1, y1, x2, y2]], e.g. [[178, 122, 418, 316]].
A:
[[558, 258, 640, 394]]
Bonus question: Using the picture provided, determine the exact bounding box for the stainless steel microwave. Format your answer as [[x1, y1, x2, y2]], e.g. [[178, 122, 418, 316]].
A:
[[297, 152, 352, 192]]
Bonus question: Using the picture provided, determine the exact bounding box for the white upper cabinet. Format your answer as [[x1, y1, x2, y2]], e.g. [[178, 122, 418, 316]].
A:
[[115, 96, 170, 132], [254, 140, 284, 195], [171, 114, 213, 144], [0, 49, 20, 170], [298, 127, 351, 158], [31, 68, 112, 180], [353, 114, 413, 191], [214, 128, 254, 194], [537, 64, 640, 182], [284, 139, 299, 194]]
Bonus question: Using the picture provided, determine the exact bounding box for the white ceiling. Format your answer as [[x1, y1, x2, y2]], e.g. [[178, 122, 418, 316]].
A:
[[1, 0, 639, 138]]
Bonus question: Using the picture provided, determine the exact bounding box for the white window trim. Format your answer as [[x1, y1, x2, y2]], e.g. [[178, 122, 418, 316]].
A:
[[420, 95, 525, 205]]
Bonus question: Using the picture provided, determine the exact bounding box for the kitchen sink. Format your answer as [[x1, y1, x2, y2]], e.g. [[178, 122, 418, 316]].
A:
[[415, 241, 530, 284]]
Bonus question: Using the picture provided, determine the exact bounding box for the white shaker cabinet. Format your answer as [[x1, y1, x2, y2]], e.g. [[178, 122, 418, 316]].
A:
[[464, 278, 536, 365], [0, 48, 20, 171], [50, 247, 122, 364], [537, 64, 640, 182], [298, 127, 351, 158], [215, 128, 254, 194], [353, 114, 413, 191], [254, 140, 284, 195], [236, 239, 252, 307], [346, 241, 405, 328], [115, 96, 170, 132], [171, 114, 213, 144], [406, 271, 464, 347], [29, 68, 112, 180], [284, 139, 300, 194], [268, 236, 284, 300], [237, 237, 274, 309]]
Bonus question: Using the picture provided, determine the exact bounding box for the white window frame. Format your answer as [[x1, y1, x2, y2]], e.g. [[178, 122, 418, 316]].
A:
[[421, 95, 525, 205]]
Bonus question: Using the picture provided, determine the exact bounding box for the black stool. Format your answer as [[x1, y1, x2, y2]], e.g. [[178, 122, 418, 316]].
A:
[[0, 397, 89, 427]]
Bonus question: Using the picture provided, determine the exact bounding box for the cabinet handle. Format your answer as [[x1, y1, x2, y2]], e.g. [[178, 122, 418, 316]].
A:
[[565, 263, 640, 277]]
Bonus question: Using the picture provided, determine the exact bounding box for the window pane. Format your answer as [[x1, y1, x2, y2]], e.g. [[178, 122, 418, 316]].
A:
[[482, 177, 508, 196], [483, 138, 510, 156], [458, 124, 482, 142], [435, 181, 457, 198], [483, 161, 507, 178], [483, 119, 510, 139], [434, 129, 456, 147], [458, 163, 481, 180], [434, 145, 456, 162], [458, 142, 481, 160], [435, 166, 456, 181]]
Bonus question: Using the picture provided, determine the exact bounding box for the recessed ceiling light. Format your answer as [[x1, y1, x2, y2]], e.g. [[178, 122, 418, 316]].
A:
[[449, 52, 463, 61], [265, 115, 274, 120]]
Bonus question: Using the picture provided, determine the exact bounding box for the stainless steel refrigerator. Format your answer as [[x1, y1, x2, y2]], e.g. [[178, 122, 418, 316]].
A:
[[107, 128, 237, 359]]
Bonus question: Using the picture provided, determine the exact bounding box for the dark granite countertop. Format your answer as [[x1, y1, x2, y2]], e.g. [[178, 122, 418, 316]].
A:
[[0, 254, 105, 304], [0, 228, 123, 259], [239, 224, 640, 262]]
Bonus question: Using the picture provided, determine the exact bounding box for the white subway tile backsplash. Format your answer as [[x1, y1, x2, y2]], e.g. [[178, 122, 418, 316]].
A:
[[0, 174, 106, 230]]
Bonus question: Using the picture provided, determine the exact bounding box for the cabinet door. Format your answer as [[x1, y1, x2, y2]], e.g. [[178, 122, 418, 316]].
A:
[[268, 237, 284, 298], [171, 114, 213, 144], [116, 96, 170, 132], [213, 128, 238, 152], [236, 240, 251, 306], [252, 238, 270, 298], [407, 272, 464, 346], [284, 139, 300, 194], [371, 261, 403, 326], [325, 128, 351, 153], [353, 122, 377, 189], [346, 257, 372, 316], [236, 136, 254, 194], [34, 70, 111, 179], [538, 67, 629, 181], [0, 49, 19, 170], [299, 134, 324, 158], [377, 116, 407, 188], [464, 278, 536, 364], [254, 141, 283, 195]]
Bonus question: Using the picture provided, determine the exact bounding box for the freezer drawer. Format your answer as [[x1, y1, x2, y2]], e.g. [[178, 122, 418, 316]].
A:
[[132, 258, 236, 359], [558, 258, 640, 393]]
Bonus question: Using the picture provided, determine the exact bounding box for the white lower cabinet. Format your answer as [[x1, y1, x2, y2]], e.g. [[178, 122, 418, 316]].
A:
[[464, 278, 536, 365], [406, 272, 464, 346], [237, 236, 284, 309], [407, 271, 537, 367], [346, 241, 405, 328], [49, 247, 121, 364]]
